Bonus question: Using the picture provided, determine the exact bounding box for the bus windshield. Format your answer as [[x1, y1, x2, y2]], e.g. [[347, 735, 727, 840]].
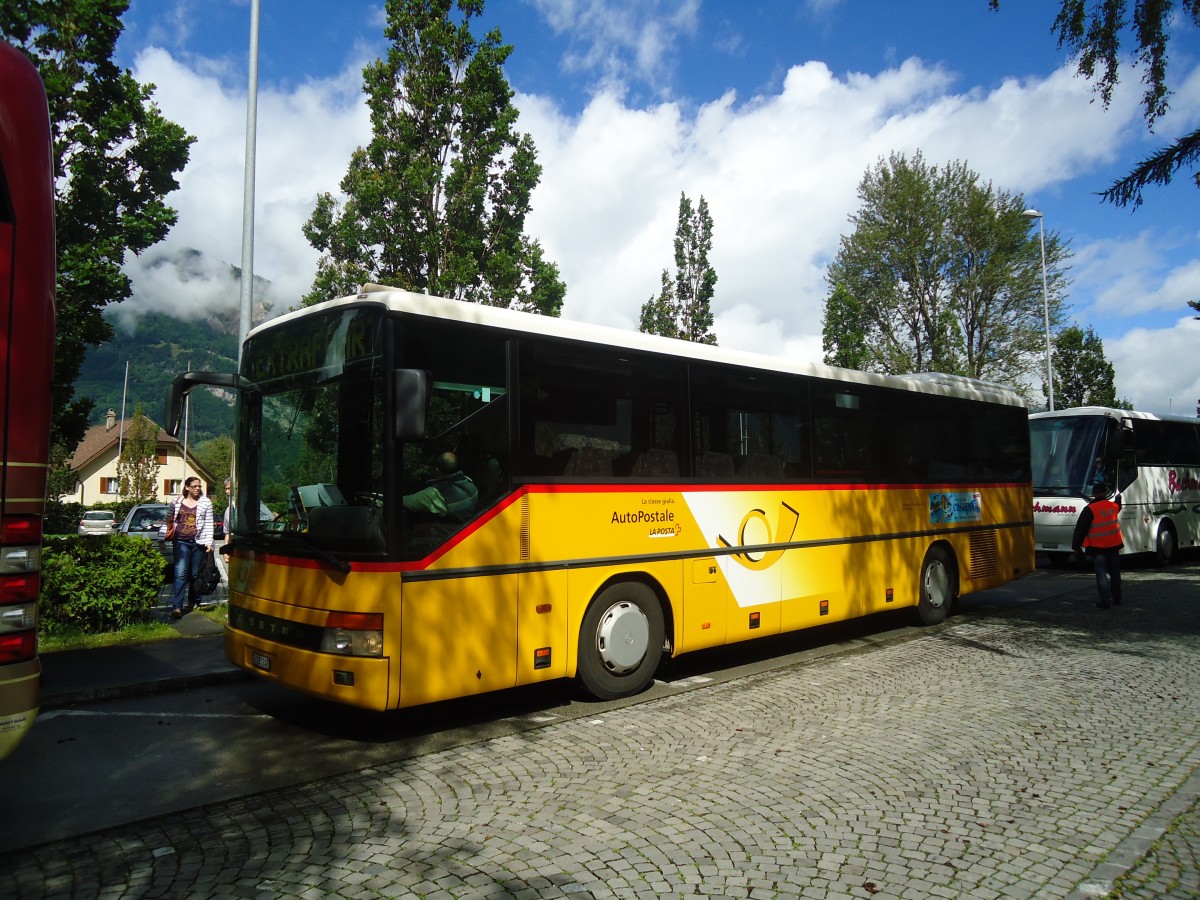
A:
[[239, 306, 387, 556], [1029, 415, 1107, 498]]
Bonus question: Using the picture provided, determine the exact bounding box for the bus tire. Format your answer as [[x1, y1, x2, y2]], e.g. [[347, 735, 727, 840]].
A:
[[917, 546, 956, 626], [577, 581, 664, 701], [1154, 521, 1176, 566]]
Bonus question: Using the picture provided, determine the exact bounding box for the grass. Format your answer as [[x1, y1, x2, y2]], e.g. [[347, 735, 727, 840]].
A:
[[40, 622, 180, 653], [39, 603, 228, 653]]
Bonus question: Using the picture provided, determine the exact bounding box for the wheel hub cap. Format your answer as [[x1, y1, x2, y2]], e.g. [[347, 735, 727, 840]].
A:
[[596, 601, 649, 674]]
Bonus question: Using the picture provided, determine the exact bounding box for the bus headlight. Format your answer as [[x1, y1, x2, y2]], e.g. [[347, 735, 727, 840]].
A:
[[320, 612, 383, 657]]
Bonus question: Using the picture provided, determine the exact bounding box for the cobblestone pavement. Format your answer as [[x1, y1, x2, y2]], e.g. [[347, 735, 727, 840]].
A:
[[3, 565, 1198, 899]]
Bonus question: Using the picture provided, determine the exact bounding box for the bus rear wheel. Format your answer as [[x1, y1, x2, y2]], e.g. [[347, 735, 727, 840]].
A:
[[577, 582, 664, 701], [1154, 521, 1177, 566], [917, 546, 956, 626]]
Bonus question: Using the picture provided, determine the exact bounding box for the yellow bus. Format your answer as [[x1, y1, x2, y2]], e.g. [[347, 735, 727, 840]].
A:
[[168, 284, 1034, 710]]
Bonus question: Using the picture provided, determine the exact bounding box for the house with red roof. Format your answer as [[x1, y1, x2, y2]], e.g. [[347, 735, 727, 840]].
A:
[[61, 408, 218, 506]]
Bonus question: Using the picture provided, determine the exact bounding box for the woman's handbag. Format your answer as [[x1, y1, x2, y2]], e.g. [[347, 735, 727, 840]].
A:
[[164, 504, 177, 541]]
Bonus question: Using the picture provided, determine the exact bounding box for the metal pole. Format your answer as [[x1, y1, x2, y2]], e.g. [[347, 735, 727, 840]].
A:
[[238, 0, 260, 369], [117, 359, 128, 463], [1036, 217, 1054, 411]]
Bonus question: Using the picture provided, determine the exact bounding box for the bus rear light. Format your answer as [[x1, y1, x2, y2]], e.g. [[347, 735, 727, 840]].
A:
[[1, 515, 42, 544], [0, 597, 38, 666], [0, 572, 39, 602], [0, 545, 40, 574]]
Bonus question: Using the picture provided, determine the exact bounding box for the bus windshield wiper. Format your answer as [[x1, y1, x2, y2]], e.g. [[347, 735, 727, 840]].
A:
[[281, 531, 352, 574]]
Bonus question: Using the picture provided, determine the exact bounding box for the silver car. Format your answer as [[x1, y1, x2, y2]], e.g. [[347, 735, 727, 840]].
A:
[[77, 510, 116, 535], [118, 503, 174, 576]]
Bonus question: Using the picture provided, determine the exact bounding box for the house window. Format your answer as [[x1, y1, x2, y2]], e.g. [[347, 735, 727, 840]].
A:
[[157, 452, 168, 465], [100, 477, 119, 494], [165, 479, 182, 496]]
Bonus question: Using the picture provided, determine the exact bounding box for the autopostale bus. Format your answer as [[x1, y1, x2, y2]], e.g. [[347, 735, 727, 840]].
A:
[[1029, 407, 1200, 565], [0, 42, 55, 760], [169, 284, 1034, 710]]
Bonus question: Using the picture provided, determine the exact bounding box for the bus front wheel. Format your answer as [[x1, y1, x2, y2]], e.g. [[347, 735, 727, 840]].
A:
[[577, 582, 664, 701], [917, 546, 957, 626], [1154, 521, 1177, 566]]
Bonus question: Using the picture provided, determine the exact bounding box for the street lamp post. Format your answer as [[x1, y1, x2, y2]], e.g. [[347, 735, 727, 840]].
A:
[[1022, 208, 1054, 411]]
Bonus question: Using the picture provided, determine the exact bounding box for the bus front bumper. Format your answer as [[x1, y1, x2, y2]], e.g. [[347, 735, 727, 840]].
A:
[[224, 625, 393, 712]]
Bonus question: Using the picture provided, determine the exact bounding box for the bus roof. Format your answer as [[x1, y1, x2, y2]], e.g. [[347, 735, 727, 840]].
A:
[[1029, 407, 1199, 425], [251, 284, 1028, 408]]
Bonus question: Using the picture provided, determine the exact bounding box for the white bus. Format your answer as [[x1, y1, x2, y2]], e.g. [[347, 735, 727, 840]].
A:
[[1029, 407, 1200, 564]]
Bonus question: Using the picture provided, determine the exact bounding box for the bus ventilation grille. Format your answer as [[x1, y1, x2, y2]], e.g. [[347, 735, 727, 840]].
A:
[[520, 493, 531, 560], [968, 530, 999, 580]]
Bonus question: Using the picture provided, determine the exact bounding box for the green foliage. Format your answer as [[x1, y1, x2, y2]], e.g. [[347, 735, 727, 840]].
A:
[[76, 307, 238, 447], [0, 0, 195, 451], [1052, 325, 1131, 409], [303, 0, 565, 315], [45, 498, 160, 535], [821, 284, 870, 369], [193, 436, 233, 509], [639, 193, 718, 344], [44, 500, 88, 535], [825, 151, 1070, 394], [116, 404, 159, 501], [987, 0, 1200, 208], [40, 535, 165, 634]]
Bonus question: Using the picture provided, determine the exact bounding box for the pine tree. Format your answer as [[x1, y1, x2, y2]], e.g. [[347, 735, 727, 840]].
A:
[[639, 193, 718, 344], [116, 407, 160, 502], [302, 0, 564, 315]]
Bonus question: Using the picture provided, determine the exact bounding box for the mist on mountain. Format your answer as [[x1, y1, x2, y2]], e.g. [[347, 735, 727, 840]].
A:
[[76, 248, 279, 445]]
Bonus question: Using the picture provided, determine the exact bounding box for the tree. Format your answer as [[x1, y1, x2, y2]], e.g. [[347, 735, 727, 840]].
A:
[[824, 151, 1070, 392], [1052, 325, 1131, 409], [638, 192, 718, 344], [116, 406, 159, 502], [192, 436, 233, 509], [821, 284, 870, 369], [987, 0, 1200, 208], [1, 1, 194, 450], [303, 0, 564, 315]]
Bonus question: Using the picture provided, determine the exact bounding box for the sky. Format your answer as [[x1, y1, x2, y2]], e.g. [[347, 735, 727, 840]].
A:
[[112, 0, 1200, 416]]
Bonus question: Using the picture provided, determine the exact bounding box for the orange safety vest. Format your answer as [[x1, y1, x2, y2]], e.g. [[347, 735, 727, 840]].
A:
[[1083, 499, 1122, 549]]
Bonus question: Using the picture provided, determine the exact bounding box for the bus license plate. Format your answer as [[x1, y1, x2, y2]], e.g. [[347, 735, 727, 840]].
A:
[[251, 651, 271, 671]]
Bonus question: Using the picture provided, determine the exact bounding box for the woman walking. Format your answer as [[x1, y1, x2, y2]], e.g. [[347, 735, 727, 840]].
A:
[[165, 476, 214, 618]]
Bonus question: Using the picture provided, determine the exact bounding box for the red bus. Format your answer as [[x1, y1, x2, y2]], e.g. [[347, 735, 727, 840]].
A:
[[0, 41, 55, 761]]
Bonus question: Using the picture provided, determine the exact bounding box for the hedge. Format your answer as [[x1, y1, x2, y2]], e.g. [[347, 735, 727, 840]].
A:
[[44, 498, 155, 537], [41, 534, 166, 634]]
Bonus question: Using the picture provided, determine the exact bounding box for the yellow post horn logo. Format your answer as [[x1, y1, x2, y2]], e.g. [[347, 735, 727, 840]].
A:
[[717, 501, 799, 571]]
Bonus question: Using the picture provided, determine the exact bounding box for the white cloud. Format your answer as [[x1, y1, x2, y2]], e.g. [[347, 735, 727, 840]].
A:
[[123, 46, 370, 322], [518, 55, 1146, 361], [1107, 317, 1200, 416], [118, 38, 1194, 404], [525, 0, 700, 93]]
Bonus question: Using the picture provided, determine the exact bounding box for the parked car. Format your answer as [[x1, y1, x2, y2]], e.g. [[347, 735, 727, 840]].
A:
[[118, 503, 173, 574], [77, 509, 116, 535]]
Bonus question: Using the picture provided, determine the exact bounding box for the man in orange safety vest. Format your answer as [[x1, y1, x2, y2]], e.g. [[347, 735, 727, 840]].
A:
[[1071, 481, 1124, 609]]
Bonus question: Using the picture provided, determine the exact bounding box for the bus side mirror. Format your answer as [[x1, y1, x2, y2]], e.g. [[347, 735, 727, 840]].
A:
[[165, 372, 252, 437], [393, 368, 430, 441], [1122, 425, 1135, 452]]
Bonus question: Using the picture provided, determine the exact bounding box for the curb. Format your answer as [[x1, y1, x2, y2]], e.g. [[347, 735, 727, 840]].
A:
[[41, 667, 251, 711]]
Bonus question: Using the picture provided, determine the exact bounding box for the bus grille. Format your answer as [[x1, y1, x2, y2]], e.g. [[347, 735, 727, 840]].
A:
[[968, 530, 999, 580]]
